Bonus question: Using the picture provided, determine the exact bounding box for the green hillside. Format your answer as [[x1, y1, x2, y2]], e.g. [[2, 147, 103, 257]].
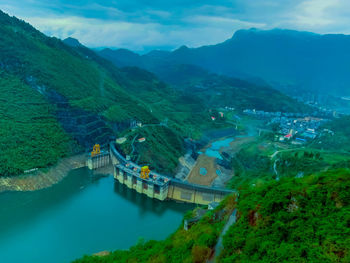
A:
[[0, 10, 214, 175], [311, 116, 350, 153], [0, 11, 147, 118], [220, 169, 350, 262], [0, 73, 70, 176]]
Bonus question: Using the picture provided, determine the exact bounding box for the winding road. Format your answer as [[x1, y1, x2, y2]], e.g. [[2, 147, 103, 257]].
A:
[[208, 209, 237, 263]]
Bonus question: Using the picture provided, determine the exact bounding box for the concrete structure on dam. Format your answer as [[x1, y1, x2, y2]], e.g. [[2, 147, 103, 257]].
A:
[[87, 151, 110, 170], [167, 179, 231, 205], [115, 164, 169, 201], [110, 142, 235, 205]]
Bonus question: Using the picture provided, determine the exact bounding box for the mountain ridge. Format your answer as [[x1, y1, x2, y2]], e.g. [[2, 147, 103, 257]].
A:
[[0, 10, 312, 176], [100, 28, 350, 97]]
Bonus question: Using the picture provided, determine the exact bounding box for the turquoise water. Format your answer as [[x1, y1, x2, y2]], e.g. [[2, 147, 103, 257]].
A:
[[199, 167, 208, 175], [210, 138, 234, 150], [204, 138, 234, 160], [0, 168, 193, 263], [205, 149, 223, 159]]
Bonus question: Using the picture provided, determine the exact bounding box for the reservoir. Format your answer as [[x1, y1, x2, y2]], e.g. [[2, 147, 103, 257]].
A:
[[0, 168, 193, 263], [204, 138, 235, 160]]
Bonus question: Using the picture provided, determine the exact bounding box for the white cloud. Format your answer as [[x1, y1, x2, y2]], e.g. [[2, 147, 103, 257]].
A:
[[24, 16, 163, 50], [0, 1, 268, 51], [279, 0, 350, 33], [293, 0, 339, 26], [2, 0, 350, 51], [146, 9, 171, 19], [187, 15, 266, 29], [9, 13, 267, 51]]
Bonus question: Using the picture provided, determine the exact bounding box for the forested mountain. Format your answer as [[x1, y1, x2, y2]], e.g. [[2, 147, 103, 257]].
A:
[[99, 42, 312, 114], [0, 10, 190, 175], [100, 28, 350, 97], [0, 10, 309, 176]]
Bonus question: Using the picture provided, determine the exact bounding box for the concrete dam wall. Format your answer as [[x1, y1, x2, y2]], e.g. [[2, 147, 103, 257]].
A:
[[110, 143, 235, 205], [87, 152, 110, 170]]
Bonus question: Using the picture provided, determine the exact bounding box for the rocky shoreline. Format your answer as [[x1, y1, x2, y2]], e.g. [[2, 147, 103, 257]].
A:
[[0, 154, 87, 193]]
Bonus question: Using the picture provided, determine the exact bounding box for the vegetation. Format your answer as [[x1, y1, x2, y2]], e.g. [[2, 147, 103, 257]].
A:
[[311, 116, 350, 152], [276, 149, 350, 176], [227, 133, 350, 189], [0, 10, 215, 175], [220, 169, 350, 262], [118, 126, 185, 174], [0, 72, 70, 175]]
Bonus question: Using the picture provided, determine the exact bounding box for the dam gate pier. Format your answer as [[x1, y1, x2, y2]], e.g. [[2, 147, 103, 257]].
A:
[[87, 152, 110, 170]]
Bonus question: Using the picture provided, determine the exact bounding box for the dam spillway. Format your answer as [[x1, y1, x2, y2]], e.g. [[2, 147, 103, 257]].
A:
[[114, 164, 169, 201], [87, 151, 110, 170]]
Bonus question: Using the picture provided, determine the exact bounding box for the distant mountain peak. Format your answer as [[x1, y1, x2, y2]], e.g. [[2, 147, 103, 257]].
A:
[[144, 49, 170, 58], [175, 45, 189, 51], [63, 37, 82, 47], [231, 28, 318, 41]]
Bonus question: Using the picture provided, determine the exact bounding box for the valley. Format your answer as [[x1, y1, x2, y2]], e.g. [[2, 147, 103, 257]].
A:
[[0, 5, 349, 263]]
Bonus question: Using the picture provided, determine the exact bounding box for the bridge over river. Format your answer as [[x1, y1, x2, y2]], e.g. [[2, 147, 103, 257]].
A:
[[106, 142, 235, 205]]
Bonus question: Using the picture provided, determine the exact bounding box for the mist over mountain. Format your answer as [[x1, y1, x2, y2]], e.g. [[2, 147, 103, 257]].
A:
[[100, 28, 350, 97]]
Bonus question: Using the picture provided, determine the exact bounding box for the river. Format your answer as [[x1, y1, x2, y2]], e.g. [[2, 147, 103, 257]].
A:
[[0, 168, 194, 263]]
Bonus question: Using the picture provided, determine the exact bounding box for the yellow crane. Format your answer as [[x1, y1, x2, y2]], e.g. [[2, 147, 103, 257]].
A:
[[91, 144, 101, 157], [140, 166, 150, 179]]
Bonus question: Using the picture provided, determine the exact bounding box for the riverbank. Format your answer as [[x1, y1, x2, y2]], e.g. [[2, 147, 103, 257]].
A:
[[0, 154, 89, 193]]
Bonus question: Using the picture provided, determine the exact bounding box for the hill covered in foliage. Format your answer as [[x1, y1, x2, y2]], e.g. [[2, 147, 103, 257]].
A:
[[220, 169, 350, 262], [0, 10, 201, 175], [0, 73, 70, 176], [311, 116, 350, 153]]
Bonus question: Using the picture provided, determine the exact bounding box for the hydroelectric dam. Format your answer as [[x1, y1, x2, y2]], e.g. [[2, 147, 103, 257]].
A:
[[88, 142, 235, 205]]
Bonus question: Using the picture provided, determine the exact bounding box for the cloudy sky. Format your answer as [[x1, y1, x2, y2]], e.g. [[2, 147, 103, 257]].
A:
[[0, 0, 349, 52]]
